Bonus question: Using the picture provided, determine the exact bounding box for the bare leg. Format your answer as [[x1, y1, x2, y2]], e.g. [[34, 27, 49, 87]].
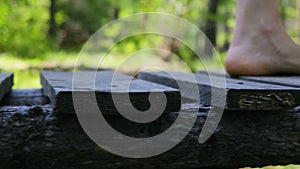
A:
[[225, 0, 300, 76]]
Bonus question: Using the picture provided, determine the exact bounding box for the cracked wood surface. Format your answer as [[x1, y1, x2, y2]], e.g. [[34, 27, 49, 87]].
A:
[[138, 71, 300, 111]]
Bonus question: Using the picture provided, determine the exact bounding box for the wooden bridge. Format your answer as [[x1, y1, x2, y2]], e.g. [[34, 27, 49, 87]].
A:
[[0, 71, 299, 169]]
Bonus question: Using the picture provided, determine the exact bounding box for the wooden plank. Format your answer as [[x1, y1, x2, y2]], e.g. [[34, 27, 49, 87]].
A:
[[40, 71, 181, 114], [0, 89, 50, 106], [238, 75, 300, 88], [0, 73, 13, 103], [201, 70, 300, 88], [138, 71, 300, 111]]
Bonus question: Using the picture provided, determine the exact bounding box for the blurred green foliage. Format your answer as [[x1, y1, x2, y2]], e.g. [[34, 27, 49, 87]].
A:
[[0, 0, 56, 58], [0, 0, 299, 89], [1, 0, 299, 58], [0, 0, 237, 58]]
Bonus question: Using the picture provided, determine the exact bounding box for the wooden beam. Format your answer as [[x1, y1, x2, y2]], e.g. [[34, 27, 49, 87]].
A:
[[0, 89, 50, 106], [0, 73, 13, 103], [40, 71, 181, 114], [138, 71, 300, 111], [0, 104, 299, 168]]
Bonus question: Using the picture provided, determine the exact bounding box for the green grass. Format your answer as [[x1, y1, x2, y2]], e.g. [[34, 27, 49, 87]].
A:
[[0, 51, 79, 89], [12, 69, 41, 89], [0, 50, 226, 89]]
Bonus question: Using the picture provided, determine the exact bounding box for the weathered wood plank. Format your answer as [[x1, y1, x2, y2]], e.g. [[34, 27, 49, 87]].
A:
[[202, 70, 300, 88], [0, 73, 13, 103], [238, 76, 300, 88], [138, 71, 300, 111], [40, 71, 181, 114], [0, 104, 300, 168], [0, 89, 50, 106]]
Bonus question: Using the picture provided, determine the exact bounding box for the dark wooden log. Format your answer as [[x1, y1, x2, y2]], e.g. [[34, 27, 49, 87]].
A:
[[40, 71, 181, 114], [138, 71, 300, 111], [0, 73, 13, 103], [0, 104, 299, 169]]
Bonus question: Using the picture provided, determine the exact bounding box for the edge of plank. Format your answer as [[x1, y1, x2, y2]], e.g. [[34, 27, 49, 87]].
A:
[[41, 71, 181, 114], [0, 73, 14, 103]]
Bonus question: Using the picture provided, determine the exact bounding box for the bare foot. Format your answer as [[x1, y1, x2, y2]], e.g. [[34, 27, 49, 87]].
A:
[[225, 0, 300, 76]]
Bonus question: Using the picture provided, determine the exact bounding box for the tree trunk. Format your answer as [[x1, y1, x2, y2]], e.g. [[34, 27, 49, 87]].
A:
[[220, 11, 230, 52], [203, 0, 219, 57], [48, 0, 56, 38], [113, 8, 119, 20]]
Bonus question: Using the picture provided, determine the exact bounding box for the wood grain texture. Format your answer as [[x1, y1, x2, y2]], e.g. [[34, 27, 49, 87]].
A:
[[138, 71, 300, 111], [0, 73, 13, 103], [40, 71, 181, 114]]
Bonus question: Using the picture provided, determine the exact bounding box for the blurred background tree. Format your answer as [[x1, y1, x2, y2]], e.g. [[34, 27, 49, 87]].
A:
[[0, 0, 55, 57]]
